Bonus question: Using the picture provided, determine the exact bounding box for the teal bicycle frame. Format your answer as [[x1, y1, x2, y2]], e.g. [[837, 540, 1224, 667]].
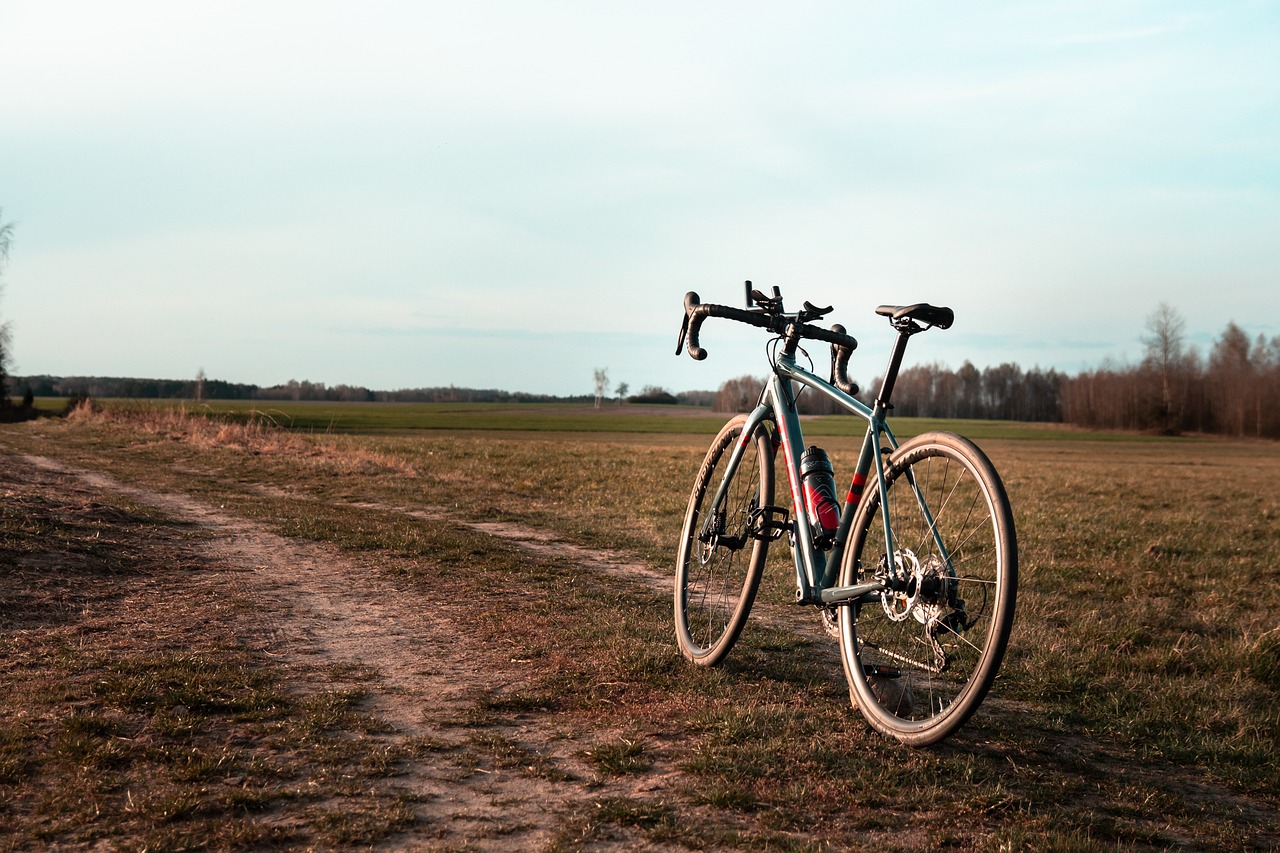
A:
[[706, 338, 952, 611]]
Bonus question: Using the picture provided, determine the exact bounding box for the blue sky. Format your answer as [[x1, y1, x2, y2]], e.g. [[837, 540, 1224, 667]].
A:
[[2, 1, 1277, 397]]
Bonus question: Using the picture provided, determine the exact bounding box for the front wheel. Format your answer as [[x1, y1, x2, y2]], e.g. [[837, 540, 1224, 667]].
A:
[[838, 431, 1017, 746], [675, 414, 775, 666]]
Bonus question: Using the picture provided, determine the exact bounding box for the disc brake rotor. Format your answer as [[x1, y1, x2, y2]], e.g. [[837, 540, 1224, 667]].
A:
[[697, 511, 723, 565], [881, 549, 922, 622]]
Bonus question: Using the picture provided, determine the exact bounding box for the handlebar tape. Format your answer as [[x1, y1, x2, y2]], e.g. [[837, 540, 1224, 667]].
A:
[[678, 292, 859, 376], [681, 291, 779, 360], [828, 324, 859, 396]]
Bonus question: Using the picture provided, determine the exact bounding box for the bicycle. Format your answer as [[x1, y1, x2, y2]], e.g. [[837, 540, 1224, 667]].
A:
[[674, 282, 1017, 746]]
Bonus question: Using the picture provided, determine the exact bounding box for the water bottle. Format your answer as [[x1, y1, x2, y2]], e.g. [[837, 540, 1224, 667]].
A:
[[800, 446, 840, 547]]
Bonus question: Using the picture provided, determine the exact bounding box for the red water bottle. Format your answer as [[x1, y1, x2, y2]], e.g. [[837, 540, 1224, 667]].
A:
[[800, 446, 840, 547]]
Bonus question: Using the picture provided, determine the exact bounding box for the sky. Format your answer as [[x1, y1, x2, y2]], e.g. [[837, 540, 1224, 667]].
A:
[[1, 1, 1277, 397]]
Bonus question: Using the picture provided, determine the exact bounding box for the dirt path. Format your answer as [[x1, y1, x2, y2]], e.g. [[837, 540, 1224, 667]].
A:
[[340, 496, 844, 664], [15, 454, 693, 851]]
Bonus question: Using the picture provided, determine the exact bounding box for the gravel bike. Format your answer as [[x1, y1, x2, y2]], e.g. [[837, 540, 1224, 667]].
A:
[[674, 282, 1017, 745]]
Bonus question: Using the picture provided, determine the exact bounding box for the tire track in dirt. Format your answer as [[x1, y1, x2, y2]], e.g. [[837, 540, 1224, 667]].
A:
[[252, 479, 845, 667], [339, 498, 846, 670], [15, 454, 684, 851]]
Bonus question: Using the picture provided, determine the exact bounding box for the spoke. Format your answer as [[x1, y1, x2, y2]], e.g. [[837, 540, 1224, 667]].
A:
[[954, 574, 999, 587], [933, 614, 987, 656], [943, 491, 991, 561], [906, 457, 968, 559]]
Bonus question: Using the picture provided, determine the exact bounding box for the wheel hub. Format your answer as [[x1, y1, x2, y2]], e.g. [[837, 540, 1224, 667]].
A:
[[882, 551, 957, 625], [913, 555, 952, 626]]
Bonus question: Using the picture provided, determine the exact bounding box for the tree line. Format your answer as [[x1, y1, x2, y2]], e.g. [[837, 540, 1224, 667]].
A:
[[1061, 308, 1280, 438], [15, 374, 720, 409], [5, 304, 1277, 438], [712, 363, 1064, 421], [12, 375, 600, 405]]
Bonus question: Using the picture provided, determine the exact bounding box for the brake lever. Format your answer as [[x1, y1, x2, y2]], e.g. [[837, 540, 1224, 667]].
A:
[[751, 286, 785, 314], [676, 291, 703, 355], [802, 301, 834, 320], [675, 312, 690, 355]]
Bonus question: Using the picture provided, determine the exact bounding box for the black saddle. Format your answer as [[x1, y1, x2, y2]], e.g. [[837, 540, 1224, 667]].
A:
[[875, 303, 954, 330]]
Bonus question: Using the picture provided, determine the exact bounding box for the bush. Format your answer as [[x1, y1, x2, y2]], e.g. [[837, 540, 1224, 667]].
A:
[[627, 385, 679, 405]]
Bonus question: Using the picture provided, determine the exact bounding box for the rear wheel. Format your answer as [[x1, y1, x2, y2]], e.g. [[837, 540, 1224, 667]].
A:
[[675, 415, 775, 665], [838, 431, 1017, 745]]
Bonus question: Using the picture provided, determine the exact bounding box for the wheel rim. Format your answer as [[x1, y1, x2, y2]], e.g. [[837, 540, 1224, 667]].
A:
[[679, 427, 765, 657], [844, 442, 1008, 730]]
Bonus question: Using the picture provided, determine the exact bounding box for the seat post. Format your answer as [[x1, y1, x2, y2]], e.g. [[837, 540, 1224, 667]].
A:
[[875, 326, 917, 411]]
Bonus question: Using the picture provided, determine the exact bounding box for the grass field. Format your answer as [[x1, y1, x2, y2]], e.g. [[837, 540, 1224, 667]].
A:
[[2, 401, 1278, 850], [38, 396, 1155, 441]]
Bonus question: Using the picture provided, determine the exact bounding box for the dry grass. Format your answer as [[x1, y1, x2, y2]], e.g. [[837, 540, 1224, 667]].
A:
[[64, 398, 416, 477], [2, 411, 1278, 850]]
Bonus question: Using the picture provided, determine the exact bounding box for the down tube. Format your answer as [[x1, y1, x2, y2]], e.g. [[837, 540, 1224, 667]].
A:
[[768, 374, 822, 599], [816, 420, 900, 605]]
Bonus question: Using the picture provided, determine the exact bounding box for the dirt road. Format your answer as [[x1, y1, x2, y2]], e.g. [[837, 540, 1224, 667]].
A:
[[6, 453, 705, 850]]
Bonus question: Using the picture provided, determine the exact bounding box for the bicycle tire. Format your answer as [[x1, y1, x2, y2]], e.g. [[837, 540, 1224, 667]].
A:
[[837, 431, 1017, 745], [675, 414, 775, 665]]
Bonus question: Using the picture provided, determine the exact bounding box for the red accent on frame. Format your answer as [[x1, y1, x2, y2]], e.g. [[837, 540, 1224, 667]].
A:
[[775, 420, 803, 522], [845, 472, 867, 505]]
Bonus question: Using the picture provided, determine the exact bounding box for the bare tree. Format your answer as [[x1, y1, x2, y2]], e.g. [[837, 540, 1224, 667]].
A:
[[0, 210, 13, 407], [714, 375, 766, 413], [1209, 322, 1253, 436], [614, 381, 629, 404], [1141, 303, 1188, 432], [956, 361, 982, 419], [593, 367, 609, 409]]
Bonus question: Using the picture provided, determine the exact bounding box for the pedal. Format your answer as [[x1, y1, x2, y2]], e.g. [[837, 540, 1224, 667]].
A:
[[748, 505, 790, 541]]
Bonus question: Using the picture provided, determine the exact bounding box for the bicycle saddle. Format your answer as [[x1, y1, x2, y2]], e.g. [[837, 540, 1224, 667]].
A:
[[875, 303, 954, 330]]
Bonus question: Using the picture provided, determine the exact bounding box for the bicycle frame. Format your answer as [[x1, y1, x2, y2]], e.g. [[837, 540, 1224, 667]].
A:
[[706, 341, 953, 610]]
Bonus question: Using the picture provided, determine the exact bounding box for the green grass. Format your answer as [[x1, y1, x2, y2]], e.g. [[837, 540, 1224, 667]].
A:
[[2, 407, 1278, 850], [36, 395, 1180, 441], [584, 737, 650, 776], [46, 397, 731, 434]]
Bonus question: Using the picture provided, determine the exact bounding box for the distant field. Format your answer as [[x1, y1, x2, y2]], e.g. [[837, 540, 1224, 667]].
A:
[[40, 396, 1186, 443]]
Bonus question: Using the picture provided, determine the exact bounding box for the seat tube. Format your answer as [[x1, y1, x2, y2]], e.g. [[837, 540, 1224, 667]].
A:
[[870, 420, 897, 563], [819, 429, 877, 589]]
